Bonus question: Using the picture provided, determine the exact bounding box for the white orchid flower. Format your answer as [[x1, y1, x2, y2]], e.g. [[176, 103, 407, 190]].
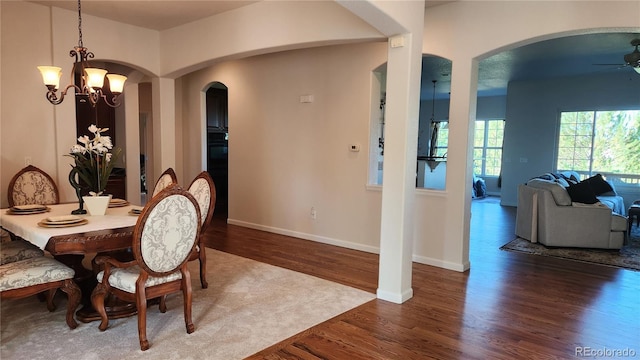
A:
[[70, 144, 86, 154], [99, 136, 113, 149], [88, 124, 98, 134], [77, 135, 90, 146]]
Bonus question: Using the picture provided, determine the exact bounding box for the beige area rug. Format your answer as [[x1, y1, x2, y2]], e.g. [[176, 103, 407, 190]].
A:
[[1, 249, 375, 359], [501, 225, 640, 271]]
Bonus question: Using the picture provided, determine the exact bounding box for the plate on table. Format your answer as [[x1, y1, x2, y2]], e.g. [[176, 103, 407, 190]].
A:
[[6, 205, 50, 215], [108, 198, 129, 208], [128, 207, 144, 216], [38, 215, 88, 228]]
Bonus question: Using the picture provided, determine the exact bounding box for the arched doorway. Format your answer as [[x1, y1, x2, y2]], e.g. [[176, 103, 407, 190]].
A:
[[205, 82, 229, 216]]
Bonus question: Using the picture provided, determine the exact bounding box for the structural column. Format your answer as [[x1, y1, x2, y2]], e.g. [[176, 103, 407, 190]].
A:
[[346, 0, 425, 304], [151, 77, 177, 182]]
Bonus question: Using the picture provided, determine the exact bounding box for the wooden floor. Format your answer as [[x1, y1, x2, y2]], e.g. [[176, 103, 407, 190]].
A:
[[202, 197, 640, 359]]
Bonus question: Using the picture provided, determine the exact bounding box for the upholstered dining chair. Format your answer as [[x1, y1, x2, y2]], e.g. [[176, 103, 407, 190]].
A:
[[3, 165, 57, 264], [186, 171, 216, 289], [7, 165, 59, 207], [91, 184, 201, 351], [151, 167, 178, 198], [0, 256, 81, 329]]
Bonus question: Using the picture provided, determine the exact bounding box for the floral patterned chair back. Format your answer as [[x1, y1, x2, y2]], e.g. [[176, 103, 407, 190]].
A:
[[136, 186, 200, 274], [187, 171, 216, 288], [8, 165, 59, 207], [187, 171, 216, 232], [151, 167, 178, 198]]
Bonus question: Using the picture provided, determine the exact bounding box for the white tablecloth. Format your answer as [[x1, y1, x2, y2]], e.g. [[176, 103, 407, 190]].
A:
[[0, 203, 140, 250]]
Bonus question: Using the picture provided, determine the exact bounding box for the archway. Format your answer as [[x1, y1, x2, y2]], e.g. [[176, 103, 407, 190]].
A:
[[205, 82, 229, 216]]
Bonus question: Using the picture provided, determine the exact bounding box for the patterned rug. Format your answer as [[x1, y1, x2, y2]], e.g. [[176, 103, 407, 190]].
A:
[[1, 249, 375, 359], [500, 225, 640, 271]]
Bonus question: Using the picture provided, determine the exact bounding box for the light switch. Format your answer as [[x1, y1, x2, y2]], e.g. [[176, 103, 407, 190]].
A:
[[299, 95, 314, 103]]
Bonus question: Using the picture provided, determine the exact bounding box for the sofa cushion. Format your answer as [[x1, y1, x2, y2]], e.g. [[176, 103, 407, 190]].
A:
[[526, 179, 572, 206], [584, 174, 614, 196], [566, 181, 599, 204]]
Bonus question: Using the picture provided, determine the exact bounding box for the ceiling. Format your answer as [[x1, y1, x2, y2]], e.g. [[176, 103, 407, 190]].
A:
[[30, 1, 639, 99], [31, 1, 261, 31], [423, 32, 640, 99]]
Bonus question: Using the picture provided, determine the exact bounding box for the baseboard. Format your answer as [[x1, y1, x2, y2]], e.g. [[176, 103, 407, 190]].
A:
[[376, 288, 414, 304], [412, 254, 470, 272], [227, 218, 470, 272], [227, 218, 380, 254]]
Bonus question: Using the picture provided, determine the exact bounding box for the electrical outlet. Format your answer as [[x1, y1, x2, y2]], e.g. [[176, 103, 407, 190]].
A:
[[310, 206, 317, 220]]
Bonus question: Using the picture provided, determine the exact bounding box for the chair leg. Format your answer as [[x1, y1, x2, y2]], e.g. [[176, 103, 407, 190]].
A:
[[159, 295, 167, 313], [137, 289, 149, 351], [60, 279, 80, 329], [199, 247, 208, 289], [182, 270, 195, 334], [91, 283, 110, 331], [45, 288, 57, 312]]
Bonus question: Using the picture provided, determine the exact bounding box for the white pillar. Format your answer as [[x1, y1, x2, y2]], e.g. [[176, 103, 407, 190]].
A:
[[444, 57, 478, 271], [122, 82, 141, 203], [151, 77, 177, 182], [375, 2, 424, 304]]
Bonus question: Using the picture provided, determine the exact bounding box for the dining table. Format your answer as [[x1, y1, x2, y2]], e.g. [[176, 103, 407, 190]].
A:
[[0, 201, 143, 322]]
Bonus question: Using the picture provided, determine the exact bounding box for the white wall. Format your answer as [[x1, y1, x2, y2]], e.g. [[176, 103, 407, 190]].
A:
[[501, 71, 640, 207], [181, 43, 388, 253]]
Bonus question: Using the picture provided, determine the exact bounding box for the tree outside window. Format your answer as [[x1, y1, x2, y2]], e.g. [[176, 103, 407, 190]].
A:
[[473, 119, 504, 176], [557, 110, 640, 177]]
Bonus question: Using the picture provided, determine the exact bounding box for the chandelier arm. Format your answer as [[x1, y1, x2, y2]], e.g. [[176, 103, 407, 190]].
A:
[[87, 90, 122, 108], [45, 83, 82, 105]]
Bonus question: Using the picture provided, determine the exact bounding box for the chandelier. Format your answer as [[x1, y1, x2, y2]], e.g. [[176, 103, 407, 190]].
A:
[[37, 0, 127, 107], [425, 80, 446, 172]]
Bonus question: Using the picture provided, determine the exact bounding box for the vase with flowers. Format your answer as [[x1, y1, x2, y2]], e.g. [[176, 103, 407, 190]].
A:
[[67, 124, 121, 215]]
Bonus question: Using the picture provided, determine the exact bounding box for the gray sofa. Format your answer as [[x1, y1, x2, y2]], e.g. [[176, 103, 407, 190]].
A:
[[515, 178, 627, 249]]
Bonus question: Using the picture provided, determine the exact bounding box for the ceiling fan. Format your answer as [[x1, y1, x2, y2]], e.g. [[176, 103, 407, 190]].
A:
[[594, 39, 640, 74]]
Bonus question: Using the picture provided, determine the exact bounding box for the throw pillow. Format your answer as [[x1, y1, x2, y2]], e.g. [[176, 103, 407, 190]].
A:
[[566, 181, 599, 204], [526, 179, 572, 206], [584, 174, 614, 195]]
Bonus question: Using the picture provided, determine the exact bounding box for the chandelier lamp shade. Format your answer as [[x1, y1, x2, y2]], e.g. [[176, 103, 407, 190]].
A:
[[37, 0, 126, 107]]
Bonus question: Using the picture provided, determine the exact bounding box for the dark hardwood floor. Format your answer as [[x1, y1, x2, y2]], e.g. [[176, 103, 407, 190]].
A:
[[202, 197, 640, 359]]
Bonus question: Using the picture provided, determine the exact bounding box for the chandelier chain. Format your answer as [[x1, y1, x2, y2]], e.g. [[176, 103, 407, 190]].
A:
[[77, 0, 83, 48]]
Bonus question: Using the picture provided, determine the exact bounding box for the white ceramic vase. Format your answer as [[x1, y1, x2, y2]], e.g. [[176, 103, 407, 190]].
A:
[[82, 194, 112, 216]]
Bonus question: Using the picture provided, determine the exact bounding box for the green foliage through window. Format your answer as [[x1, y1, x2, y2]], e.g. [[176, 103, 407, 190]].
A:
[[473, 119, 504, 176], [557, 111, 640, 176]]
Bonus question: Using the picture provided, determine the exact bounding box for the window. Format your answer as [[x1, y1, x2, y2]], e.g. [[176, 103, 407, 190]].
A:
[[433, 121, 449, 158], [557, 110, 640, 177], [473, 119, 504, 176]]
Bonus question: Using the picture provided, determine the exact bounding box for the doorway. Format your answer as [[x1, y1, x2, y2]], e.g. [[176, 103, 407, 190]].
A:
[[206, 83, 229, 216]]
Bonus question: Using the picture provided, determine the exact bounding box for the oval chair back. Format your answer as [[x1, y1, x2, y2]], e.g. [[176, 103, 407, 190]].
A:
[[151, 167, 178, 198], [187, 171, 216, 288], [8, 165, 59, 207], [134, 184, 201, 276]]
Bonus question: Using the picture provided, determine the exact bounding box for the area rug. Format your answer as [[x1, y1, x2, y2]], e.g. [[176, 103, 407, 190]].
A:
[[0, 249, 376, 359], [500, 226, 640, 271]]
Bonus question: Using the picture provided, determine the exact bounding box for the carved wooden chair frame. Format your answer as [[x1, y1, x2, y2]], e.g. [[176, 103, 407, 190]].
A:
[[7, 165, 59, 207], [186, 171, 217, 289], [151, 167, 178, 198]]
